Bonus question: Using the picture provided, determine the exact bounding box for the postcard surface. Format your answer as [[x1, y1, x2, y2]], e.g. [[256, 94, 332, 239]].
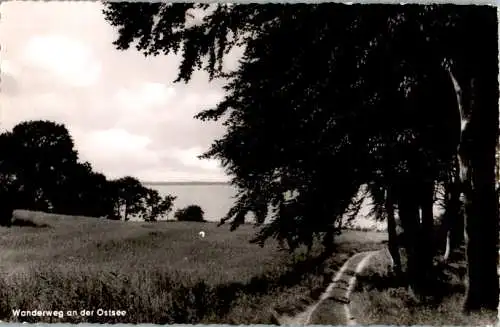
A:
[[0, 1, 498, 326]]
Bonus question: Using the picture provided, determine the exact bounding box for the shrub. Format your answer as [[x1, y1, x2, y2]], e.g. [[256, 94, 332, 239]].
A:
[[0, 205, 13, 226], [0, 189, 15, 226], [174, 205, 205, 222]]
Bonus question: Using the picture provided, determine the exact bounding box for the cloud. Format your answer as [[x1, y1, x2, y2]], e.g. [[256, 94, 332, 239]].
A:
[[0, 72, 19, 96], [1, 59, 18, 76], [168, 147, 221, 171], [83, 128, 152, 154], [137, 169, 227, 183], [74, 128, 159, 177], [0, 1, 242, 182], [1, 60, 22, 97], [113, 82, 177, 111], [22, 35, 102, 87]]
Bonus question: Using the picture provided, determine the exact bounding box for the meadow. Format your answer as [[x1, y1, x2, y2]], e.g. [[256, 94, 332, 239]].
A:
[[0, 209, 386, 324]]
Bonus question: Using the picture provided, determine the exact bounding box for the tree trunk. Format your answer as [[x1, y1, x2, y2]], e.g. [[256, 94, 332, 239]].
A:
[[124, 201, 129, 221], [449, 68, 499, 312], [386, 187, 402, 275], [443, 158, 466, 261], [322, 229, 335, 255], [443, 231, 451, 261], [420, 180, 435, 287], [462, 82, 499, 312], [442, 157, 465, 261], [397, 182, 423, 293]]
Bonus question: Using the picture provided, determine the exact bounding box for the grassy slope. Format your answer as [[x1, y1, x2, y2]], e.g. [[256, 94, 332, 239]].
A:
[[1, 210, 287, 284], [0, 210, 387, 324]]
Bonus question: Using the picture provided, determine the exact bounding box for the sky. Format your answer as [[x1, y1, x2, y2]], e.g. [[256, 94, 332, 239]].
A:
[[0, 2, 243, 183]]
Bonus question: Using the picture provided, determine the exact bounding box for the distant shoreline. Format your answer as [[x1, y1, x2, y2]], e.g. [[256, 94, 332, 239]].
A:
[[142, 181, 230, 186]]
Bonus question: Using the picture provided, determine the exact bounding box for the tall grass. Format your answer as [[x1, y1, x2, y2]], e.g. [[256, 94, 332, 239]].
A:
[[350, 287, 497, 325], [0, 210, 387, 324], [349, 246, 498, 326]]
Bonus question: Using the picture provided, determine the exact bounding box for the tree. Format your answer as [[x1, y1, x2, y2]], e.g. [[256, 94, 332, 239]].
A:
[[104, 3, 498, 310], [49, 161, 88, 215], [440, 156, 465, 262], [365, 6, 498, 308], [105, 3, 447, 293], [0, 121, 119, 220], [174, 205, 205, 222], [0, 121, 171, 223], [366, 180, 403, 276], [56, 163, 115, 218], [109, 176, 146, 221], [83, 170, 116, 218], [0, 131, 17, 226], [4, 120, 79, 211], [447, 61, 499, 311], [106, 178, 176, 222], [139, 188, 176, 222]]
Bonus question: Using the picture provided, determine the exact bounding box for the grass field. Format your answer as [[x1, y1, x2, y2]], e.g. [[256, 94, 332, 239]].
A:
[[350, 289, 497, 325], [0, 209, 387, 324], [349, 247, 498, 326]]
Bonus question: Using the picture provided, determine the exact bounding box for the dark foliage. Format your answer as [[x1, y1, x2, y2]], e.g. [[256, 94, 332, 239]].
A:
[[0, 120, 176, 223], [102, 3, 484, 246], [107, 2, 499, 310], [174, 205, 205, 222]]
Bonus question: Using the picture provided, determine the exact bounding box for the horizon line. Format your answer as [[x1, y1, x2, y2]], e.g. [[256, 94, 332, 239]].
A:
[[142, 181, 230, 185]]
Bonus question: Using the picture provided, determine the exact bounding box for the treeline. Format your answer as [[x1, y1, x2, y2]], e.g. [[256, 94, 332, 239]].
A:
[[0, 120, 177, 225]]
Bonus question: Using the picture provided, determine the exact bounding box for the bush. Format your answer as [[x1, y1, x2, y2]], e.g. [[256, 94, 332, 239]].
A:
[[174, 205, 205, 222], [0, 189, 15, 226], [0, 205, 13, 227]]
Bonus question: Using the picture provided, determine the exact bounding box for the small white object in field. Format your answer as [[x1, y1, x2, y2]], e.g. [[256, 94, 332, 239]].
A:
[[199, 231, 205, 238]]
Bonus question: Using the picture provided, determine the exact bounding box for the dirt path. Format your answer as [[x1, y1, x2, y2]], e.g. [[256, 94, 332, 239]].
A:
[[274, 250, 381, 325]]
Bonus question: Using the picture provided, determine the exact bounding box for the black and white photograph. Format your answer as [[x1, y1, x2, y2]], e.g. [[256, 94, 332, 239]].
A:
[[0, 1, 498, 325]]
